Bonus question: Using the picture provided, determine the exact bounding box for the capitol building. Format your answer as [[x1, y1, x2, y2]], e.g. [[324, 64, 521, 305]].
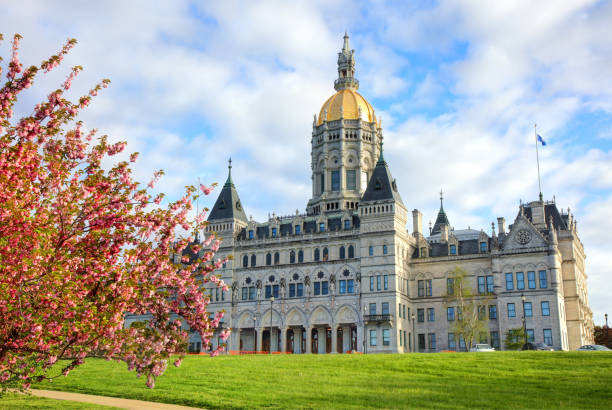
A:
[[175, 34, 593, 354]]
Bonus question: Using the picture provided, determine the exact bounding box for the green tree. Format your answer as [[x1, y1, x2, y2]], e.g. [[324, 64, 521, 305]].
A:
[[504, 327, 526, 350], [594, 326, 612, 349], [444, 267, 491, 351]]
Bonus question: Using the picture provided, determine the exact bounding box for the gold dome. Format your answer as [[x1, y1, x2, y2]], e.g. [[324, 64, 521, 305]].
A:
[[317, 89, 376, 126]]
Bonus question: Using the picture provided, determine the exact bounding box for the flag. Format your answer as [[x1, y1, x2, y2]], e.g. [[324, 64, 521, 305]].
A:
[[537, 134, 547, 146]]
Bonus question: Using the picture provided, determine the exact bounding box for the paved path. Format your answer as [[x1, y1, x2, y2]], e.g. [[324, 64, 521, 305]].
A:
[[30, 389, 203, 410]]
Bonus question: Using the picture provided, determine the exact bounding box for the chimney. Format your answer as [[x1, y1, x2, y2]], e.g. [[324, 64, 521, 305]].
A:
[[412, 209, 422, 236], [497, 217, 506, 235]]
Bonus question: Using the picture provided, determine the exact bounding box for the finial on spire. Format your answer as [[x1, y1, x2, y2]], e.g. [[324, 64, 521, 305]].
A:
[[377, 140, 385, 165], [224, 157, 234, 187], [343, 31, 350, 51], [439, 189, 444, 208]]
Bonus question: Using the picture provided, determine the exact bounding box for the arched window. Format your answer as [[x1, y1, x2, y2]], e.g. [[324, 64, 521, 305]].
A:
[[314, 248, 320, 262], [251, 254, 256, 267], [323, 247, 329, 261], [243, 255, 248, 268], [266, 253, 272, 266], [274, 252, 280, 265], [290, 250, 296, 264], [298, 250, 304, 263], [348, 245, 355, 258], [339, 246, 346, 259]]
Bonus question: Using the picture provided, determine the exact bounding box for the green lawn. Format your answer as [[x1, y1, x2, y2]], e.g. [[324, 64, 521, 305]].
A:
[[21, 352, 612, 409], [0, 393, 117, 409]]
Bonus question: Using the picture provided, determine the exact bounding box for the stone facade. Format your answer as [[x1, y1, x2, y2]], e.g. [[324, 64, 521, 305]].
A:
[[127, 34, 594, 354]]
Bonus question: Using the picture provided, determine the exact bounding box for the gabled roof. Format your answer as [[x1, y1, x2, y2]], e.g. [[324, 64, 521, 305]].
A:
[[208, 162, 248, 222], [360, 148, 404, 205]]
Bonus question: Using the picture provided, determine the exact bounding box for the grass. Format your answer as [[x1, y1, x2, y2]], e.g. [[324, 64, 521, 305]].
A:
[[19, 352, 612, 409], [0, 393, 117, 409]]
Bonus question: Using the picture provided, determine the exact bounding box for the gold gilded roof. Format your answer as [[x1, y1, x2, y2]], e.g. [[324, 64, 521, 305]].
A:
[[317, 89, 376, 126]]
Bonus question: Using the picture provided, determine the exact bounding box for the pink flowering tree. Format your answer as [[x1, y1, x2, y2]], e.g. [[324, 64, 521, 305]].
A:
[[0, 34, 229, 391]]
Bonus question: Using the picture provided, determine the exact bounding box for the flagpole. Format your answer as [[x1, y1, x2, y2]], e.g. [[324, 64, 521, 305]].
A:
[[534, 123, 543, 201]]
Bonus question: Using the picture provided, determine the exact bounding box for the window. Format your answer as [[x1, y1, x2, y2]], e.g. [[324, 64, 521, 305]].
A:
[[369, 303, 376, 315], [295, 225, 301, 235], [382, 302, 389, 315], [266, 253, 271, 266], [478, 276, 486, 295], [383, 275, 388, 290], [420, 247, 427, 257], [297, 283, 303, 297], [251, 254, 256, 267], [289, 283, 296, 297], [448, 333, 456, 350], [331, 170, 340, 191], [427, 308, 435, 322], [417, 308, 424, 323], [490, 331, 500, 349], [528, 271, 536, 289], [314, 248, 320, 261], [418, 280, 425, 297], [447, 278, 454, 295], [273, 285, 279, 299], [369, 246, 374, 256], [526, 329, 535, 343], [418, 334, 426, 351], [377, 276, 381, 291], [289, 251, 295, 264], [425, 279, 432, 297], [248, 230, 254, 239], [383, 244, 388, 255], [480, 242, 487, 252], [243, 255, 248, 268], [319, 173, 325, 194], [322, 281, 329, 295], [486, 275, 494, 294], [478, 305, 486, 320], [347, 279, 354, 293], [339, 280, 346, 294], [265, 285, 271, 299], [479, 332, 488, 344], [271, 227, 277, 237], [314, 282, 320, 296], [370, 276, 374, 291], [539, 270, 548, 288], [507, 303, 516, 318], [524, 302, 532, 317], [541, 301, 550, 316], [459, 335, 466, 351], [447, 307, 455, 321], [298, 250, 304, 263], [274, 252, 279, 265], [457, 307, 463, 321], [242, 287, 247, 300], [516, 272, 525, 290], [449, 244, 457, 255], [249, 287, 256, 300], [348, 245, 354, 258], [339, 246, 346, 259], [319, 223, 325, 233], [322, 248, 328, 261], [489, 305, 497, 319], [346, 170, 356, 190], [428, 333, 436, 351], [543, 329, 553, 346], [399, 330, 403, 347], [369, 329, 377, 346], [505, 273, 514, 291], [382, 329, 390, 346]]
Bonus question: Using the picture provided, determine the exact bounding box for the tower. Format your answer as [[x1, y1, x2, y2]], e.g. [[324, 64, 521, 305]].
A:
[[307, 33, 382, 215]]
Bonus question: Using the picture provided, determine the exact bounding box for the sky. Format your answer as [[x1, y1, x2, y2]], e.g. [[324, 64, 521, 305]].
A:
[[1, 0, 611, 326]]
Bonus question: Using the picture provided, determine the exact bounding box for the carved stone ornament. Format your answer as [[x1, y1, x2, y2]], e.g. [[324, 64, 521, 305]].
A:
[[516, 229, 532, 245]]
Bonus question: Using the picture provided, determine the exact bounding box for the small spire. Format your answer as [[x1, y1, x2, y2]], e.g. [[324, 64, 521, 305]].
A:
[[224, 157, 234, 187], [343, 31, 350, 51], [377, 141, 385, 165]]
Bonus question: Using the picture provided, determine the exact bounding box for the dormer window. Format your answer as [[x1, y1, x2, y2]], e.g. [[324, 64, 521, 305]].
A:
[[319, 223, 325, 233], [271, 227, 277, 237], [248, 230, 254, 239], [375, 178, 382, 190], [480, 242, 487, 253], [449, 244, 457, 255], [420, 247, 427, 258], [344, 220, 350, 230], [295, 225, 301, 235], [219, 199, 227, 209]]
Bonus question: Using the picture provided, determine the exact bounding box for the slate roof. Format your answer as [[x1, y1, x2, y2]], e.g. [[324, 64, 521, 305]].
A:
[[360, 149, 404, 205], [431, 195, 450, 235], [208, 166, 248, 222], [523, 202, 568, 230]]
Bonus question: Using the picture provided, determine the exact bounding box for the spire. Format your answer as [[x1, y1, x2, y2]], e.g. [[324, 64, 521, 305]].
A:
[[335, 32, 359, 91], [431, 189, 451, 235], [225, 157, 233, 187], [208, 157, 248, 223], [377, 141, 385, 165], [361, 143, 403, 205]]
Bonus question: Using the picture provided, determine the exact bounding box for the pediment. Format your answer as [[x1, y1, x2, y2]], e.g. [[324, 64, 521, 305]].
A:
[[502, 212, 548, 251]]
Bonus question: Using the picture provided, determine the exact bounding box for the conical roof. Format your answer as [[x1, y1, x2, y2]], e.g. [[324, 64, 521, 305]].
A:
[[208, 160, 248, 222], [360, 147, 403, 205], [431, 190, 450, 235]]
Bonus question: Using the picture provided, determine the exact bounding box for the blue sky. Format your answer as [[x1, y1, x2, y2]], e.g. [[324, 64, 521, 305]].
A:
[[2, 0, 611, 326]]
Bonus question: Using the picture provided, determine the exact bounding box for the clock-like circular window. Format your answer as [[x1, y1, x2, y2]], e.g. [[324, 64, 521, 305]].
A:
[[516, 229, 532, 245]]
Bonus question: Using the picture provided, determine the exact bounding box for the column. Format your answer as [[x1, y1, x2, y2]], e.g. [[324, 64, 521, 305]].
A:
[[317, 328, 325, 354], [331, 324, 338, 354], [271, 328, 278, 352], [342, 326, 350, 352], [281, 327, 287, 352], [256, 327, 263, 353], [306, 327, 312, 353], [232, 328, 240, 352], [295, 328, 302, 353], [357, 323, 364, 353]]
